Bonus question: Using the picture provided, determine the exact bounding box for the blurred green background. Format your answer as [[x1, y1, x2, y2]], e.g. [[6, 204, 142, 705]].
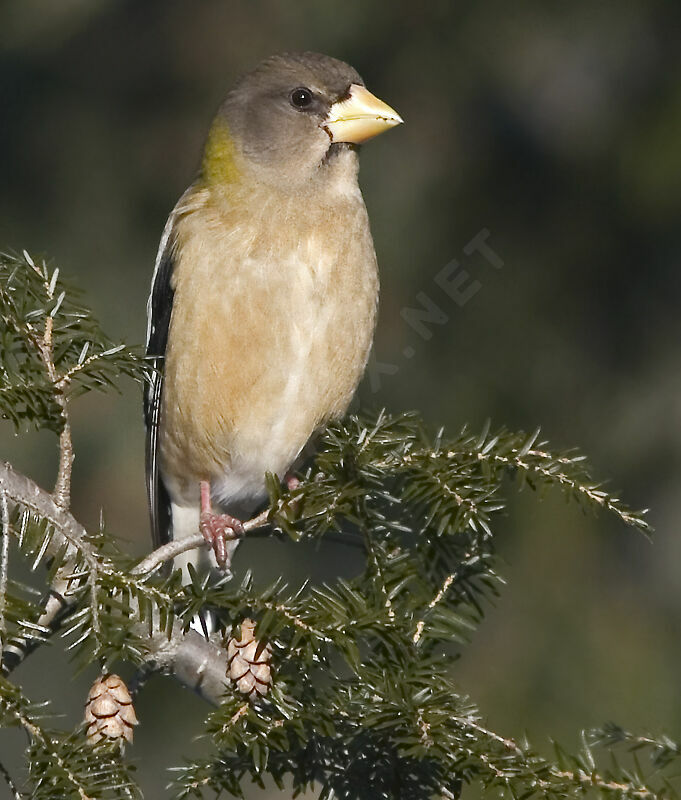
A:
[[1, 0, 680, 796]]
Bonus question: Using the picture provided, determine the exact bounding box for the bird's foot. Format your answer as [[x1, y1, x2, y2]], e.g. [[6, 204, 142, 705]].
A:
[[199, 480, 244, 569], [283, 473, 303, 519], [285, 473, 300, 492], [199, 511, 244, 569]]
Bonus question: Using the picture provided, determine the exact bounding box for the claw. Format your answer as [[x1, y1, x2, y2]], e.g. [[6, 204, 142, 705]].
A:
[[199, 511, 244, 568], [199, 480, 244, 569], [285, 473, 300, 492], [284, 473, 302, 518]]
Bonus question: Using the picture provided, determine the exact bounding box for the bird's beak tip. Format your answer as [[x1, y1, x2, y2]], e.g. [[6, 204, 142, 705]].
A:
[[324, 83, 403, 145]]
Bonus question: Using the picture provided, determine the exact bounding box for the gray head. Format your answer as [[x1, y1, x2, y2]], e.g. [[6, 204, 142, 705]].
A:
[[205, 52, 402, 190]]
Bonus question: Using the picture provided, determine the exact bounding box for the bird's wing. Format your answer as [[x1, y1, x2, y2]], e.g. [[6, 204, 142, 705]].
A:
[[144, 200, 181, 548]]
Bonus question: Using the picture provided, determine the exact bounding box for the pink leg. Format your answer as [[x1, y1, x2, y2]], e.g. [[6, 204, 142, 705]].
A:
[[285, 474, 300, 492], [199, 481, 244, 568], [284, 473, 303, 518]]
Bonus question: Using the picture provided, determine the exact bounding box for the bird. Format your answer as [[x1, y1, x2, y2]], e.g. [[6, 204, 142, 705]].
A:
[[144, 51, 402, 579]]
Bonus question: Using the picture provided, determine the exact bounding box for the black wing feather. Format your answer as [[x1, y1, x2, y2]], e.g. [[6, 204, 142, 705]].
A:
[[144, 212, 177, 548]]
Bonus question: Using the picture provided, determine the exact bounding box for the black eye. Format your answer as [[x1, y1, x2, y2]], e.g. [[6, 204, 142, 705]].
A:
[[290, 87, 314, 109]]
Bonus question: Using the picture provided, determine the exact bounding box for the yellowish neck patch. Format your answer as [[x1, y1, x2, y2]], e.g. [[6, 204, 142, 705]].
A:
[[202, 122, 240, 186]]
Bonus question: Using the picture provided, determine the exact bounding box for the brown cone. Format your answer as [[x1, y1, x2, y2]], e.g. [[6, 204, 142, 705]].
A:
[[84, 673, 138, 745], [226, 618, 273, 699]]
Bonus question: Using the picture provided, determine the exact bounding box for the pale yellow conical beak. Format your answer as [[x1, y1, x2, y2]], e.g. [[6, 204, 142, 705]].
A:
[[324, 83, 403, 144]]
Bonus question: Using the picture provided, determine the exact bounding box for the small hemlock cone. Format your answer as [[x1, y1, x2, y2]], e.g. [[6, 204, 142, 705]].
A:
[[226, 618, 273, 699], [84, 673, 138, 745]]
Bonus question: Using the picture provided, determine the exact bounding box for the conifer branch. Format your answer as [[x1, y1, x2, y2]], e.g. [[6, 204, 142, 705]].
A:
[[35, 311, 73, 509], [447, 426, 652, 534], [19, 252, 75, 507], [132, 508, 271, 576], [0, 462, 96, 673], [0, 250, 145, 437], [144, 624, 229, 706], [0, 462, 95, 562], [0, 252, 671, 799], [412, 572, 455, 644], [0, 492, 10, 667], [1, 682, 90, 799], [0, 758, 22, 800], [0, 458, 262, 699]]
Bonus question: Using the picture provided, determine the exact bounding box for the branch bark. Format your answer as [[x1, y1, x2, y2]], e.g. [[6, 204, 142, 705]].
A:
[[26, 256, 75, 510], [0, 460, 267, 704], [0, 461, 92, 560], [0, 461, 93, 673], [132, 508, 270, 576], [144, 623, 230, 706]]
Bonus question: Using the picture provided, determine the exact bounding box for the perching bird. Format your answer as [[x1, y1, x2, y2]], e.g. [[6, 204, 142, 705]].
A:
[[144, 52, 402, 576]]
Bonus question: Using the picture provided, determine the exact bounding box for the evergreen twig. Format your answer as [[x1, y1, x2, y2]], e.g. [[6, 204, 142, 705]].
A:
[[0, 758, 22, 800], [0, 251, 671, 799]]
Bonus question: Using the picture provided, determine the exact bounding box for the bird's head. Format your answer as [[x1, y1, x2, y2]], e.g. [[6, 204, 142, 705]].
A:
[[202, 52, 402, 192]]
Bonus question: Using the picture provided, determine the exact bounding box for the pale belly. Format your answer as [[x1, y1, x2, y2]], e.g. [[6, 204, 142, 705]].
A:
[[158, 205, 378, 511]]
